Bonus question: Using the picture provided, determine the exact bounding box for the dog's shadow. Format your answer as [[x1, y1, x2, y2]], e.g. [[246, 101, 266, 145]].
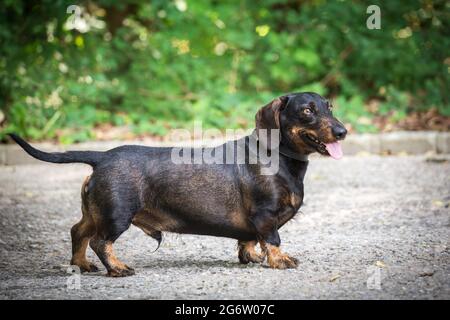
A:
[[140, 258, 256, 270], [45, 259, 266, 279], [47, 258, 263, 278]]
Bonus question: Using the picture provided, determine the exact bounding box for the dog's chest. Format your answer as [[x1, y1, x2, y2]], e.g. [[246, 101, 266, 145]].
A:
[[277, 159, 307, 213], [276, 190, 303, 227], [289, 192, 303, 209], [283, 189, 303, 213], [279, 172, 305, 211], [275, 171, 305, 226]]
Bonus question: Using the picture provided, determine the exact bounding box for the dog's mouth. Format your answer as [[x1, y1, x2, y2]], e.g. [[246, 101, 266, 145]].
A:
[[302, 134, 343, 160]]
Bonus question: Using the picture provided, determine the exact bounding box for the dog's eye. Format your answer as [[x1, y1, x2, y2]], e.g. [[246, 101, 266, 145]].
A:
[[303, 108, 312, 115]]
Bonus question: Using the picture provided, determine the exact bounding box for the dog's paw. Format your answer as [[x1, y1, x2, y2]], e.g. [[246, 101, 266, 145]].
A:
[[267, 254, 298, 269], [239, 250, 266, 264], [107, 266, 135, 277], [71, 260, 100, 273], [82, 263, 100, 273]]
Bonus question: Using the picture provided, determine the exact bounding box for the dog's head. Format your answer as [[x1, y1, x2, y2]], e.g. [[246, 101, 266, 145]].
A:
[[255, 92, 347, 159]]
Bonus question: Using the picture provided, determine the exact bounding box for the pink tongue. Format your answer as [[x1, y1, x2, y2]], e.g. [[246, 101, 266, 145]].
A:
[[325, 141, 343, 160]]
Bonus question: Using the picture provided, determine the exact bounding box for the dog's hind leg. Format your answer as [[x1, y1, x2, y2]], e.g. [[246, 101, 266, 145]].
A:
[[70, 176, 98, 272], [70, 218, 98, 272], [88, 207, 135, 277], [89, 236, 135, 277], [237, 240, 265, 264]]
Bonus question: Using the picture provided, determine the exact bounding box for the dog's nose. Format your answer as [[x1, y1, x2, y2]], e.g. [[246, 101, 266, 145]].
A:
[[332, 126, 347, 140]]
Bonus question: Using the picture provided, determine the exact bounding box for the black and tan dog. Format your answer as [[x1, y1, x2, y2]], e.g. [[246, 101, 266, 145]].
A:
[[9, 92, 346, 277]]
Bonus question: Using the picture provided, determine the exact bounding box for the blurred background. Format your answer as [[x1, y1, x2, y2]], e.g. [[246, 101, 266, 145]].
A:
[[0, 0, 449, 144]]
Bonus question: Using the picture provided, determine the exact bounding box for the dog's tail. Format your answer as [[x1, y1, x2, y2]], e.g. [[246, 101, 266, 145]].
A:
[[8, 133, 104, 167]]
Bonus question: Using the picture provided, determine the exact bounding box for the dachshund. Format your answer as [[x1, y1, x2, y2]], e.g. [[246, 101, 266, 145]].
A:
[[9, 92, 347, 277]]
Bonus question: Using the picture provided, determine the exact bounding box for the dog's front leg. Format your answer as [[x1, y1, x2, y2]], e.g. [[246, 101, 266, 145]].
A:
[[238, 240, 266, 264], [251, 213, 298, 269], [260, 240, 298, 269]]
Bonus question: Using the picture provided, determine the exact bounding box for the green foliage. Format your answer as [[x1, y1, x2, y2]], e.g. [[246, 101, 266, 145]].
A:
[[0, 0, 448, 142]]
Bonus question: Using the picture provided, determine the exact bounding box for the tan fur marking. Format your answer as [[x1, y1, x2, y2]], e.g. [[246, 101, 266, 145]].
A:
[[104, 241, 128, 270], [290, 193, 301, 208], [260, 242, 298, 269], [82, 175, 90, 193], [89, 238, 134, 277], [229, 210, 249, 230], [288, 127, 315, 152], [238, 240, 266, 264], [290, 127, 301, 135], [70, 175, 98, 272], [70, 236, 95, 271], [132, 209, 179, 232], [319, 119, 335, 143]]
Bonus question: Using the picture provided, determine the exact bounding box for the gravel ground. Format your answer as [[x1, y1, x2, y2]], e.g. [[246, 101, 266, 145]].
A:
[[0, 155, 449, 299]]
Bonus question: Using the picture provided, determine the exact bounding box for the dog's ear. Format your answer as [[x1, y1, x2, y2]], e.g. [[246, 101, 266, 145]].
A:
[[255, 96, 288, 131], [255, 96, 288, 149]]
